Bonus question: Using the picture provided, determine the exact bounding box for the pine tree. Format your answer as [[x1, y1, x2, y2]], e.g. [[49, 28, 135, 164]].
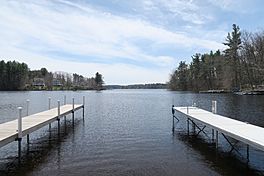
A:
[[223, 24, 242, 90], [95, 72, 104, 90]]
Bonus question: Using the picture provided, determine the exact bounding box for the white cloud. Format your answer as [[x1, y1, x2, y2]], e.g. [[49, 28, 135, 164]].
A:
[[0, 0, 225, 84], [1, 46, 168, 85], [142, 0, 214, 25], [207, 0, 254, 13]]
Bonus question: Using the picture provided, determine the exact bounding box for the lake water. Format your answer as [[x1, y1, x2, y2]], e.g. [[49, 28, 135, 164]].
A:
[[0, 89, 264, 176]]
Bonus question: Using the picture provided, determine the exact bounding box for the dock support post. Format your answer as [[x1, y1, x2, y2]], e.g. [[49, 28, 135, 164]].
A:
[[247, 145, 249, 162], [216, 131, 218, 149], [212, 101, 217, 142], [187, 118, 189, 135], [26, 99, 30, 144], [48, 97, 51, 131], [212, 129, 214, 141], [172, 105, 175, 132], [64, 95, 66, 121], [212, 101, 217, 114], [18, 138, 22, 163], [191, 103, 195, 133], [192, 121, 195, 133], [82, 96, 85, 120], [17, 107, 23, 162], [57, 100, 60, 133], [187, 106, 189, 135], [72, 98, 75, 124], [26, 134, 29, 145]]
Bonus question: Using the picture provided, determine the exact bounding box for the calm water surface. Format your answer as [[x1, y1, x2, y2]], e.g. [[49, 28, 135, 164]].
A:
[[0, 89, 264, 176]]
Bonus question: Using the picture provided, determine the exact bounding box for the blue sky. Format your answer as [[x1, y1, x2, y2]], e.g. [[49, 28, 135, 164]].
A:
[[0, 0, 263, 84]]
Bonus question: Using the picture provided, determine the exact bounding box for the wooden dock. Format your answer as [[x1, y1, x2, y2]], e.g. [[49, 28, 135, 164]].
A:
[[172, 102, 264, 161], [0, 96, 85, 161]]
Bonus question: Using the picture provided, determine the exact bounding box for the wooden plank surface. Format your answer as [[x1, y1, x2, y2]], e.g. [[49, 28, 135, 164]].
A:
[[0, 104, 83, 148], [174, 107, 264, 151]]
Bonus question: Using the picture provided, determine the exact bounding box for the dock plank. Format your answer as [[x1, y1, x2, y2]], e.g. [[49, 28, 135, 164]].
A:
[[0, 104, 83, 148], [174, 107, 264, 151]]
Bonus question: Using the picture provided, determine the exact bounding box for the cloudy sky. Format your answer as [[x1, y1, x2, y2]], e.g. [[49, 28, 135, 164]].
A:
[[0, 0, 263, 84]]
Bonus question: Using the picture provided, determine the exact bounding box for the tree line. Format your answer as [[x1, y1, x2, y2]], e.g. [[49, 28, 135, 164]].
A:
[[0, 60, 104, 91], [168, 24, 264, 92], [105, 83, 167, 89], [0, 60, 28, 90]]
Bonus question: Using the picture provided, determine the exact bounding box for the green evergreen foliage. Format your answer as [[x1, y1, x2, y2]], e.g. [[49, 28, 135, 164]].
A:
[[0, 60, 104, 91], [0, 60, 29, 90], [168, 52, 225, 91], [223, 24, 242, 89], [95, 72, 104, 90], [169, 24, 264, 92]]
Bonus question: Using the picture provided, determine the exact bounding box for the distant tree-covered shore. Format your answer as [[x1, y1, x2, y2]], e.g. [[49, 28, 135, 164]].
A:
[[105, 83, 167, 89], [0, 60, 104, 91], [168, 24, 264, 92]]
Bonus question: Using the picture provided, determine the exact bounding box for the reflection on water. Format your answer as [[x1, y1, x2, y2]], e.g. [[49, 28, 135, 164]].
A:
[[0, 90, 264, 175]]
